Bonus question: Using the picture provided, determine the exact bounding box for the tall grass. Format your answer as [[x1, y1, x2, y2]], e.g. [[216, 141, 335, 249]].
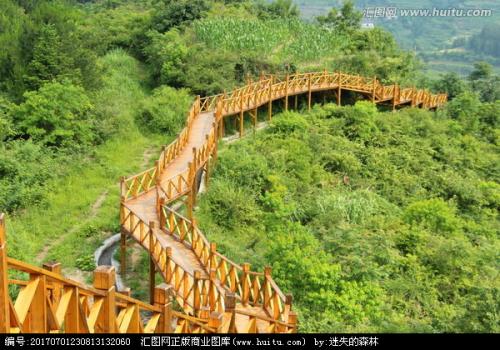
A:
[[7, 50, 163, 273]]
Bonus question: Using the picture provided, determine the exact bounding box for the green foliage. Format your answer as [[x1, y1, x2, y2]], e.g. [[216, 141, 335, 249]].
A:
[[81, 2, 151, 56], [75, 254, 96, 272], [0, 141, 58, 212], [151, 0, 209, 33], [198, 99, 499, 332], [468, 24, 500, 58], [24, 24, 78, 90], [468, 62, 500, 103], [137, 86, 191, 135], [316, 0, 362, 34], [193, 17, 347, 64], [255, 0, 300, 20], [404, 199, 462, 235], [13, 81, 96, 150], [269, 111, 309, 134], [143, 29, 188, 85], [432, 72, 466, 99]]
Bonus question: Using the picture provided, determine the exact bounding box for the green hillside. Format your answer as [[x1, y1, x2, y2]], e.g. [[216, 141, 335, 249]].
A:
[[295, 0, 500, 76], [0, 0, 498, 333]]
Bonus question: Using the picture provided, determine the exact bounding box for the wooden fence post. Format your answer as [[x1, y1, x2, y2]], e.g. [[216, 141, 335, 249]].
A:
[[209, 243, 217, 271], [239, 97, 244, 138], [337, 71, 342, 106], [224, 292, 236, 333], [154, 283, 173, 333], [149, 222, 156, 305], [308, 73, 312, 111], [372, 76, 377, 103], [241, 263, 250, 305], [285, 74, 289, 111], [0, 214, 9, 333], [268, 77, 273, 121], [263, 266, 272, 310], [208, 312, 223, 332], [165, 247, 173, 283], [43, 262, 62, 307], [93, 266, 116, 333], [193, 270, 201, 316], [392, 84, 398, 111]]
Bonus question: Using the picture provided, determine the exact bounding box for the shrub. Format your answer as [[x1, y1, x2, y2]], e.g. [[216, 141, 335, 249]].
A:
[[13, 81, 96, 151], [75, 254, 96, 272], [403, 198, 462, 235], [269, 112, 309, 134], [0, 140, 57, 212], [136, 86, 192, 135]]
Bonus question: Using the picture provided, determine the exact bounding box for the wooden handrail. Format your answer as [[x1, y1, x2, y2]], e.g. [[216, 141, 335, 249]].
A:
[[0, 70, 447, 334], [117, 70, 446, 333]]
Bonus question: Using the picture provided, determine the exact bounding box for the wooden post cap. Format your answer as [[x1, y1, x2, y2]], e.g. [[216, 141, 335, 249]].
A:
[[242, 263, 251, 272], [264, 266, 272, 276], [286, 293, 293, 305], [0, 213, 4, 245], [224, 293, 236, 310], [154, 283, 173, 305], [208, 312, 222, 328], [43, 262, 61, 274], [210, 242, 217, 253], [199, 306, 210, 319], [93, 265, 116, 290]]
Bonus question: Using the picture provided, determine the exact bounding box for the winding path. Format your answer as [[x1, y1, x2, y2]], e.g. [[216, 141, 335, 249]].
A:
[[118, 71, 447, 333]]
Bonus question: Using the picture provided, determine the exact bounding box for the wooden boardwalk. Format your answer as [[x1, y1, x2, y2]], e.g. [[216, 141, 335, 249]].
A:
[[0, 71, 446, 333]]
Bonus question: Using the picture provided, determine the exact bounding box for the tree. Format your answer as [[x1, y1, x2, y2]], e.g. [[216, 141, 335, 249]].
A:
[[151, 0, 209, 33], [468, 62, 500, 102], [143, 29, 188, 86], [13, 81, 96, 150], [136, 86, 192, 135], [317, 0, 362, 33], [433, 72, 466, 100], [24, 24, 77, 91], [468, 62, 492, 82], [256, 0, 300, 20]]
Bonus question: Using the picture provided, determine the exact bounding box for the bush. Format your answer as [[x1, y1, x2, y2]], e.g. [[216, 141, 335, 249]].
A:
[[403, 198, 462, 235], [75, 254, 96, 272], [136, 86, 192, 135], [0, 140, 58, 212], [13, 81, 96, 151], [269, 112, 309, 134]]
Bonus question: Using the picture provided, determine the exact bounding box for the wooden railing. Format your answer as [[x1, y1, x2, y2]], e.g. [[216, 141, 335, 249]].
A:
[[1, 70, 444, 334], [0, 214, 219, 333], [159, 206, 291, 323], [118, 70, 446, 333], [120, 204, 226, 317]]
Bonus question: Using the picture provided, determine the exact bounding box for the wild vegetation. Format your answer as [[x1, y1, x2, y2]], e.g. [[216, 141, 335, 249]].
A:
[[295, 0, 500, 76], [197, 99, 499, 332], [0, 0, 497, 332]]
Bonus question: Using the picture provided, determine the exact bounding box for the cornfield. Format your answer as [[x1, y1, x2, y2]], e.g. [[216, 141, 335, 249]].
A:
[[193, 18, 348, 62]]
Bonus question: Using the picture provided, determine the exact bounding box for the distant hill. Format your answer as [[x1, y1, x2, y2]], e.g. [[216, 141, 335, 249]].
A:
[[294, 0, 500, 76]]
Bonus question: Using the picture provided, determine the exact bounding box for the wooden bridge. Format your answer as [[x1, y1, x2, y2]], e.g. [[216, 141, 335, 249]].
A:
[[0, 71, 446, 333]]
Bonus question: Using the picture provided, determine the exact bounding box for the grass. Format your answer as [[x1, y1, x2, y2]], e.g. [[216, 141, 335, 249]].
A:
[[6, 50, 167, 279]]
